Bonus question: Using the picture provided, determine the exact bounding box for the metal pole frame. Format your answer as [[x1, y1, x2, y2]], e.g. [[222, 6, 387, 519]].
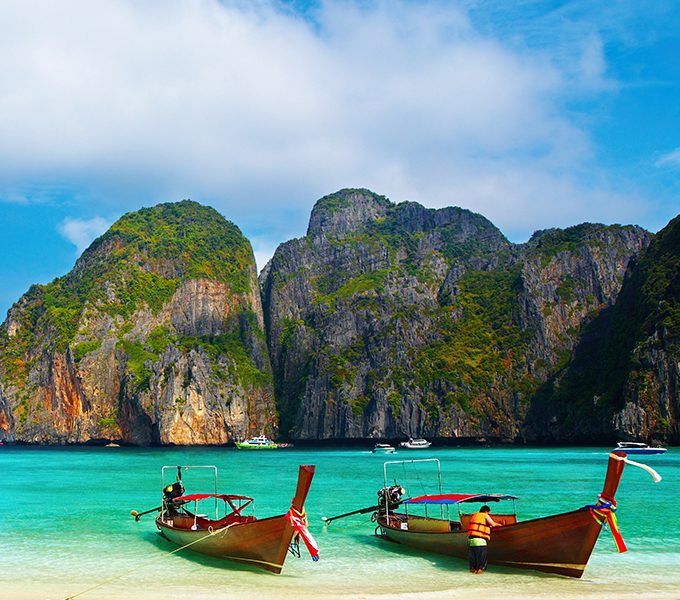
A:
[[382, 458, 442, 520], [161, 465, 219, 520]]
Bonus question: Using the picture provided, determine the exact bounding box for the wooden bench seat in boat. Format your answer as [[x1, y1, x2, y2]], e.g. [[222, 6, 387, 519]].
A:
[[404, 516, 453, 533]]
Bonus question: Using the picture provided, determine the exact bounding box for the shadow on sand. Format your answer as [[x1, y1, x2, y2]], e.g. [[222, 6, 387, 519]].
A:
[[355, 532, 558, 579]]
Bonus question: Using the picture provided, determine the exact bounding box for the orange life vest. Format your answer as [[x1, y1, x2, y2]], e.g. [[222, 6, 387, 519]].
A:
[[467, 512, 491, 541]]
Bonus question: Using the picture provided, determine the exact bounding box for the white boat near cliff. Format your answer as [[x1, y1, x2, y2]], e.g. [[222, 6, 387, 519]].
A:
[[235, 435, 278, 449], [399, 438, 432, 449], [614, 442, 667, 455], [372, 443, 396, 454]]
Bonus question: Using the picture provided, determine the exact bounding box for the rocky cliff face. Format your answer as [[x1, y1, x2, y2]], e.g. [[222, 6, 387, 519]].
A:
[[261, 189, 654, 442], [517, 224, 652, 383], [1, 191, 673, 446], [0, 200, 275, 445], [527, 215, 679, 444], [611, 217, 679, 444]]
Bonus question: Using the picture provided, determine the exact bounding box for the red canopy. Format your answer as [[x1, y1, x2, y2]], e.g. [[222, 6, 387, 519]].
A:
[[175, 493, 253, 503], [404, 493, 517, 505]]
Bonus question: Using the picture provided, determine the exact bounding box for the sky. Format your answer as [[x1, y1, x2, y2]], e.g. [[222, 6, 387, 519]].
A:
[[1, 0, 679, 319]]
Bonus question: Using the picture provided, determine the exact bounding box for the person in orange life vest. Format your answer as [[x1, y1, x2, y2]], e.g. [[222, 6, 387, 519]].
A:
[[467, 505, 503, 574]]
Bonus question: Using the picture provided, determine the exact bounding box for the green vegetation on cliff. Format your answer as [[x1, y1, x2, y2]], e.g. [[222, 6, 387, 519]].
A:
[[0, 200, 256, 383], [533, 215, 679, 437], [314, 188, 391, 215], [107, 200, 253, 292], [0, 199, 277, 445], [275, 189, 522, 430], [416, 267, 528, 395], [530, 223, 632, 263], [266, 188, 655, 441], [601, 214, 679, 398]]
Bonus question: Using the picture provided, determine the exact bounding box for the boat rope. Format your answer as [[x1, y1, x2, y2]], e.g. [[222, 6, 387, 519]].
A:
[[585, 499, 627, 553], [62, 528, 219, 600], [286, 506, 319, 561]]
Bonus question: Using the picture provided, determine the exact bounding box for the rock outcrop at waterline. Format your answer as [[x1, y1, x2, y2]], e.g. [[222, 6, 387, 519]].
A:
[[261, 189, 655, 442], [0, 201, 276, 444]]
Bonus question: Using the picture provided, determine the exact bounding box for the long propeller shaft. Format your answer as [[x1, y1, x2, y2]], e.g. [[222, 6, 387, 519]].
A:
[[130, 505, 162, 521], [321, 504, 379, 525]]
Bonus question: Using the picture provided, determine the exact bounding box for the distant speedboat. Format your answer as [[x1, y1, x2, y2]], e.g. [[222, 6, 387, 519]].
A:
[[235, 435, 278, 449], [399, 438, 432, 449], [614, 442, 667, 455], [372, 443, 396, 454]]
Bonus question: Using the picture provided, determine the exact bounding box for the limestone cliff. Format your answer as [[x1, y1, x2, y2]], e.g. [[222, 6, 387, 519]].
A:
[[0, 200, 275, 444], [261, 189, 654, 442], [1, 190, 673, 446], [527, 215, 679, 443]]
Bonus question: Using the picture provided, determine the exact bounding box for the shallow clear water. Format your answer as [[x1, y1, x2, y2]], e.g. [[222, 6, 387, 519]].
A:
[[1, 446, 678, 600]]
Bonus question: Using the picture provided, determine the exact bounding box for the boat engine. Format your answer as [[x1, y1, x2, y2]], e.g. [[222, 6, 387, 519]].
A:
[[377, 484, 405, 515], [162, 480, 185, 517]]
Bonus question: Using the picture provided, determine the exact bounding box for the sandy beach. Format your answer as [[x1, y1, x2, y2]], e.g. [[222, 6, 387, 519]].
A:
[[12, 578, 680, 600]]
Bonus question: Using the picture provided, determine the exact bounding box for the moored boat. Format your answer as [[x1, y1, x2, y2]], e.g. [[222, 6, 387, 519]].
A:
[[614, 441, 667, 455], [148, 464, 318, 573], [368, 454, 662, 578], [236, 435, 278, 449], [399, 437, 432, 449], [372, 443, 396, 454]]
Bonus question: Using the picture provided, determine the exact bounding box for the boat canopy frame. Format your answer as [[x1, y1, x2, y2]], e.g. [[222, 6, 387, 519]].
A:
[[383, 459, 444, 520], [161, 465, 220, 520], [382, 459, 518, 522]]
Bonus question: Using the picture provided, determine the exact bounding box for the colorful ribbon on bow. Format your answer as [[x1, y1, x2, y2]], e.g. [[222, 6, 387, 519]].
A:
[[286, 506, 320, 561], [587, 495, 627, 553]]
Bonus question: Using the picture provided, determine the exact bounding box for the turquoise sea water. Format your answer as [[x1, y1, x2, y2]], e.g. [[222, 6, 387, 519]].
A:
[[1, 446, 678, 600]]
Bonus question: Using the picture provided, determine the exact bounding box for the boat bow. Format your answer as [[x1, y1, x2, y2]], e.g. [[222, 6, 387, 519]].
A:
[[587, 451, 663, 553], [275, 465, 317, 566]]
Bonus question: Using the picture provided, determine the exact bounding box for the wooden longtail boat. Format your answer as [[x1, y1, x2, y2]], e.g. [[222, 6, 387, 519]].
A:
[[374, 453, 661, 578], [154, 464, 318, 573]]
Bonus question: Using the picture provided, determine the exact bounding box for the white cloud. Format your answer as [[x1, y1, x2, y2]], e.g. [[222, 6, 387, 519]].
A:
[[0, 0, 659, 248], [655, 148, 680, 168], [57, 216, 111, 255], [576, 34, 615, 91]]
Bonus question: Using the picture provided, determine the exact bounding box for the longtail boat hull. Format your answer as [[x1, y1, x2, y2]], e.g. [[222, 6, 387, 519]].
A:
[[378, 508, 602, 578], [156, 464, 315, 574], [157, 513, 291, 573], [376, 452, 631, 578]]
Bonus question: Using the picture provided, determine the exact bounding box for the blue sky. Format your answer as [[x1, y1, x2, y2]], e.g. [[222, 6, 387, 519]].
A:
[[1, 0, 678, 319]]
